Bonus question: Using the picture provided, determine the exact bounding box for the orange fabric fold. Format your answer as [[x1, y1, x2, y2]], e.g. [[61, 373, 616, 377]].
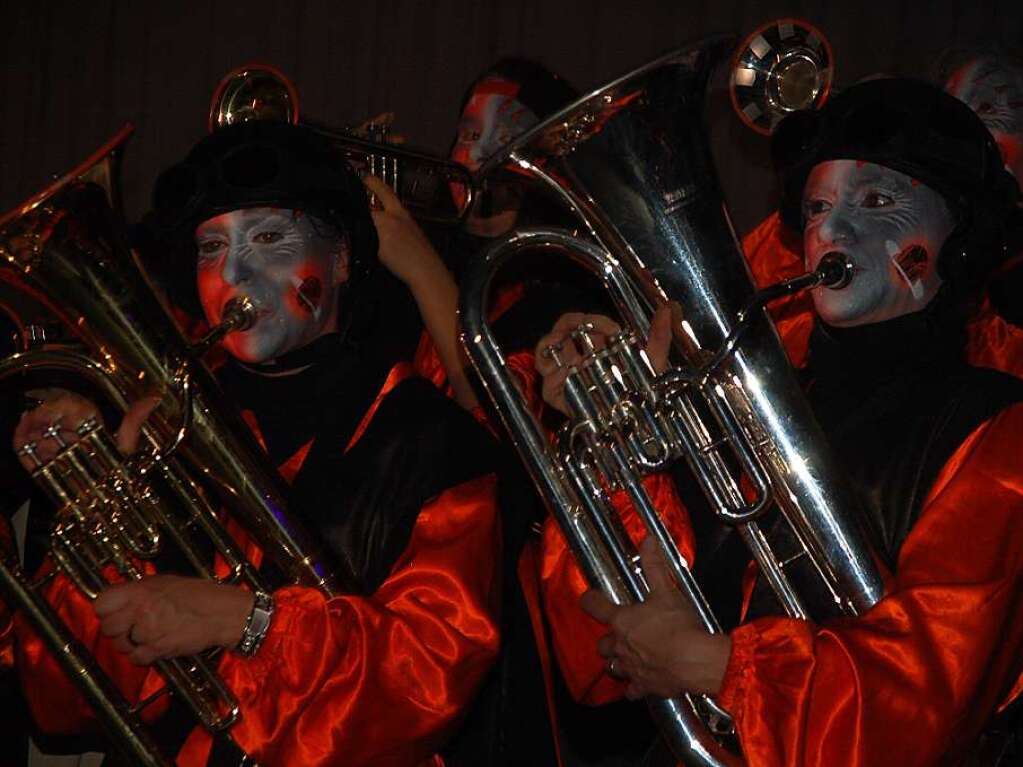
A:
[[13, 363, 501, 767], [539, 472, 695, 705], [0, 516, 14, 671], [412, 281, 527, 394], [717, 404, 1023, 766], [537, 212, 1023, 764], [13, 561, 167, 734], [742, 211, 815, 366], [179, 474, 502, 767]]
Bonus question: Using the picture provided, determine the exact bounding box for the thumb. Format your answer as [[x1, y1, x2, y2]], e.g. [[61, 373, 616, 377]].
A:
[[362, 174, 404, 213], [646, 303, 673, 374], [638, 535, 676, 597], [115, 394, 163, 455]]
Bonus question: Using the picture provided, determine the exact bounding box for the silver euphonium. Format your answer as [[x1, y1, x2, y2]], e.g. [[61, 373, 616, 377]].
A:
[[0, 126, 344, 766], [459, 32, 881, 767]]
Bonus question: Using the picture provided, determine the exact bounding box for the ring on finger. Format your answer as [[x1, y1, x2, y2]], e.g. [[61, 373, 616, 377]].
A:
[[605, 658, 621, 683]]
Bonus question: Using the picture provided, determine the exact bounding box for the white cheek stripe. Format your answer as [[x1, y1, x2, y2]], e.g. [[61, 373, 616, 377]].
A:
[[886, 239, 924, 301], [290, 275, 322, 321]]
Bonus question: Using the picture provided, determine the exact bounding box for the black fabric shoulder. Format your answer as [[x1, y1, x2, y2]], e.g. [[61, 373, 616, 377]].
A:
[[287, 377, 498, 594]]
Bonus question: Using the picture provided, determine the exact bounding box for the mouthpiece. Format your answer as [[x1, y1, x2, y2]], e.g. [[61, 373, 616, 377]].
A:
[[188, 296, 258, 357], [220, 296, 258, 333], [816, 253, 854, 289]]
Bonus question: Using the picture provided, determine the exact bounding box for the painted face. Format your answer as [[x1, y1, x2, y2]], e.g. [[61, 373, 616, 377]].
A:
[[451, 77, 539, 173], [195, 207, 348, 363], [802, 160, 956, 327], [946, 58, 1023, 179]]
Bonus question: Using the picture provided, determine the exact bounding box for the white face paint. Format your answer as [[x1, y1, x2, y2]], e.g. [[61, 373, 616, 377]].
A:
[[802, 160, 956, 327], [946, 58, 1023, 180], [450, 77, 538, 173], [195, 207, 349, 364]]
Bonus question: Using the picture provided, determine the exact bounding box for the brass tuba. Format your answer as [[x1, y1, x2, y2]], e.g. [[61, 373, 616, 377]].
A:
[[209, 62, 475, 224], [0, 126, 344, 765], [459, 35, 881, 767]]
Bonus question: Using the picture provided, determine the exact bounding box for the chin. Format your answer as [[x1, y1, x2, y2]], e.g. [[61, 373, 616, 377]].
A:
[[812, 295, 870, 328], [223, 335, 283, 365]]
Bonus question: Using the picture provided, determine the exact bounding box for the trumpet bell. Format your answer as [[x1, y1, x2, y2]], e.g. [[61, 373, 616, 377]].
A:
[[208, 62, 299, 131], [730, 19, 833, 135]]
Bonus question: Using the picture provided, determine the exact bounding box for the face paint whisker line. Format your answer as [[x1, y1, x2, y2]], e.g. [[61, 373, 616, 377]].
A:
[[291, 275, 322, 320]]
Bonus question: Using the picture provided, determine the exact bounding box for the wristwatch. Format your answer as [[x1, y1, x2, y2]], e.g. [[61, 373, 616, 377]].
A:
[[235, 590, 274, 657]]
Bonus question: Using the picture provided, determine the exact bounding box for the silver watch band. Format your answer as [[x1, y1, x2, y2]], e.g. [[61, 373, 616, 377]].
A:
[[235, 590, 274, 657]]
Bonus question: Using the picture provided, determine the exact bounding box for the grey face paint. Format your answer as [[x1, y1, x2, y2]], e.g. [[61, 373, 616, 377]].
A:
[[195, 207, 346, 364], [802, 160, 956, 327]]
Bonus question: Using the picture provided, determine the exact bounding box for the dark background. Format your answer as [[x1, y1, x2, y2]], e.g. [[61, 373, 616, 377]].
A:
[[2, 0, 1021, 236]]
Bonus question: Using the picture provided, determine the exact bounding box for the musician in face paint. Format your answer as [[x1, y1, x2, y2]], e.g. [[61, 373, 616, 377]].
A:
[[802, 160, 956, 327], [450, 76, 539, 174], [195, 207, 349, 364], [946, 56, 1023, 181]]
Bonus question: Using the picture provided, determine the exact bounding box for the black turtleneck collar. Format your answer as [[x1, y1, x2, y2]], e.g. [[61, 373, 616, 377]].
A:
[[233, 332, 350, 376], [805, 291, 969, 439], [808, 292, 965, 387], [218, 333, 391, 466]]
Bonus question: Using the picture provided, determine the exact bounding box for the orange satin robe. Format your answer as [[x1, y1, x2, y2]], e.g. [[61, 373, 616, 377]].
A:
[[5, 364, 502, 767], [540, 214, 1023, 765], [412, 279, 544, 423]]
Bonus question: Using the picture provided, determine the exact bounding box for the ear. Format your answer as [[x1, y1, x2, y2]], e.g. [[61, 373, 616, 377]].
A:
[[333, 237, 351, 286]]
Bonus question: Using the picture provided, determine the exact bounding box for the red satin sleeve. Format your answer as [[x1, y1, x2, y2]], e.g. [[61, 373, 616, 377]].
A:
[[716, 403, 1023, 767], [0, 516, 15, 670], [10, 455, 499, 767], [176, 473, 501, 767], [13, 562, 166, 734], [741, 211, 814, 367], [539, 473, 695, 705]]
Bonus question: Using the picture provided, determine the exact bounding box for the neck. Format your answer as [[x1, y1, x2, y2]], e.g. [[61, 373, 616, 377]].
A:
[[809, 295, 965, 387], [235, 332, 344, 376]]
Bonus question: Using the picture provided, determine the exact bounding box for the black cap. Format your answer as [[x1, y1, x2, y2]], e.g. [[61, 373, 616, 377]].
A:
[[773, 78, 1019, 285], [146, 121, 377, 314]]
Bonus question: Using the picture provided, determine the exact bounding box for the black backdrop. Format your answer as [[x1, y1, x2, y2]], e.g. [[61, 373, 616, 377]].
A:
[[2, 0, 1022, 236]]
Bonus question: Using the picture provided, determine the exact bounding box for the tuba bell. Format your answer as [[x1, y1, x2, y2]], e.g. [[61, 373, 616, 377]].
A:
[[460, 34, 880, 767], [0, 126, 345, 765], [729, 18, 834, 134], [209, 62, 475, 224]]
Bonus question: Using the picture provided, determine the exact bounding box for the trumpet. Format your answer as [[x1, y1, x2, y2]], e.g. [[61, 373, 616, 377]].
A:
[[209, 63, 474, 224], [461, 33, 879, 767]]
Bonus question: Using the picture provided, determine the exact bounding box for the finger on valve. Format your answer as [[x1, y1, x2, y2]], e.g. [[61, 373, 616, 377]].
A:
[[14, 389, 101, 468]]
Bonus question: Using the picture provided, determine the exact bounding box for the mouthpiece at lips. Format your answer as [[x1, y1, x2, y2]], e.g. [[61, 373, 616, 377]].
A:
[[221, 296, 258, 333], [816, 252, 854, 290]]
